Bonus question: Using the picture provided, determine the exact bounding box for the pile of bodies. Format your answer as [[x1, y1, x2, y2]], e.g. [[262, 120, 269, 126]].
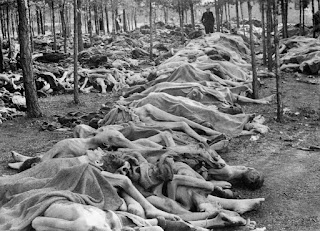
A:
[[280, 36, 320, 74], [0, 28, 185, 117], [0, 32, 272, 231]]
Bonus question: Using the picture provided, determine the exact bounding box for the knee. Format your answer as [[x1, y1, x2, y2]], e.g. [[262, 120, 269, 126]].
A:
[[159, 130, 172, 139], [143, 103, 154, 112], [177, 121, 189, 130], [119, 175, 133, 189]]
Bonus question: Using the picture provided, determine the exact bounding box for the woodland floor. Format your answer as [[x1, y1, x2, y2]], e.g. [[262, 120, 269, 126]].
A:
[[0, 71, 320, 231]]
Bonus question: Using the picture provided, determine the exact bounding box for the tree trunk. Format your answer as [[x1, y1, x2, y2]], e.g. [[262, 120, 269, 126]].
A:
[[101, 2, 105, 34], [178, 3, 181, 27], [39, 6, 44, 34], [261, 1, 267, 66], [11, 8, 15, 38], [149, 0, 153, 60], [267, 0, 273, 71], [66, 4, 71, 37], [281, 0, 286, 38], [302, 1, 305, 34], [273, 0, 282, 122], [284, 0, 289, 38], [123, 9, 127, 32], [300, 0, 302, 35], [111, 0, 116, 35], [105, 4, 110, 33], [43, 0, 46, 34], [16, 10, 19, 37], [225, 2, 228, 28], [220, 1, 223, 31], [36, 7, 41, 35], [51, 1, 57, 51], [17, 0, 42, 117], [190, 3, 195, 30], [164, 7, 168, 24], [240, 1, 245, 37], [88, 3, 93, 44], [60, 0, 67, 53], [235, 0, 240, 28], [248, 0, 258, 99], [180, 0, 185, 42], [215, 0, 220, 32], [84, 3, 88, 34], [27, 0, 33, 53], [6, 2, 12, 58], [0, 9, 6, 39], [73, 0, 80, 104], [77, 0, 84, 52], [0, 36, 4, 73], [134, 7, 137, 29], [227, 2, 231, 30], [312, 0, 316, 38], [94, 3, 99, 35]]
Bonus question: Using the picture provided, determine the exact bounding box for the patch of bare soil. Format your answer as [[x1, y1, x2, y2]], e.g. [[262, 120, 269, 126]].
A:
[[223, 72, 320, 231], [0, 93, 115, 176], [0, 73, 319, 230]]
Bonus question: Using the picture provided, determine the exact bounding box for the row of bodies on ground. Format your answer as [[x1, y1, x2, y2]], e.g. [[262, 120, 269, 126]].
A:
[[0, 21, 317, 231]]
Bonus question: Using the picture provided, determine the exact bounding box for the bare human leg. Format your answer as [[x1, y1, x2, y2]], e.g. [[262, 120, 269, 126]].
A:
[[207, 195, 265, 214], [101, 171, 181, 221]]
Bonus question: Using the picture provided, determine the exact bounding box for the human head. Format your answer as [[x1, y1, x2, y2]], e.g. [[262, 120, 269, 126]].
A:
[[206, 7, 210, 12], [242, 168, 264, 190], [19, 157, 42, 172]]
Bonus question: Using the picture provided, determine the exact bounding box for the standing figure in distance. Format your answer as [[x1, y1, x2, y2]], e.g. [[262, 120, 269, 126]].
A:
[[201, 7, 215, 35]]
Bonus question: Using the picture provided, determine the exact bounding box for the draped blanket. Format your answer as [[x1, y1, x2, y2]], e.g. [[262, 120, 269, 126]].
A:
[[0, 158, 122, 231], [130, 92, 251, 136]]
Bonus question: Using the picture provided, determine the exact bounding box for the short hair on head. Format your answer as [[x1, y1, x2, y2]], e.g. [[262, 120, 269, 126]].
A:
[[19, 157, 41, 172], [100, 153, 126, 173], [242, 168, 264, 190]]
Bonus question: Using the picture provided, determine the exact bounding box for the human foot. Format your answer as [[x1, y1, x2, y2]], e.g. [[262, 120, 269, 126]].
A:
[[146, 207, 181, 221], [11, 151, 31, 162], [209, 180, 232, 189], [8, 162, 23, 170], [209, 140, 229, 152], [205, 210, 246, 228], [232, 198, 265, 214], [257, 94, 275, 104]]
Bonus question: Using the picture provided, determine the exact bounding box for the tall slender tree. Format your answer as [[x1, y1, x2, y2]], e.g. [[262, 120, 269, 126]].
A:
[[267, 0, 273, 71], [273, 0, 282, 121], [261, 0, 266, 66], [312, 0, 315, 38], [235, 0, 239, 28], [17, 0, 42, 117], [248, 0, 258, 99], [105, 2, 110, 33], [77, 0, 84, 52], [0, 35, 3, 73], [149, 0, 153, 60], [6, 2, 12, 58], [281, 0, 288, 38], [50, 0, 57, 51], [59, 0, 67, 53], [88, 1, 93, 44], [74, 0, 80, 104]]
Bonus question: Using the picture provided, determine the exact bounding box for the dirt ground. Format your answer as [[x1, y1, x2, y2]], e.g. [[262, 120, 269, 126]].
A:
[[0, 71, 319, 231]]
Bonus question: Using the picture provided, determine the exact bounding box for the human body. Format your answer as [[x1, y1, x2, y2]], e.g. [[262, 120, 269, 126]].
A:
[[201, 8, 215, 34]]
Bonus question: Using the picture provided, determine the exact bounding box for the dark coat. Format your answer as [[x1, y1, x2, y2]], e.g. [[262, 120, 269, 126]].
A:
[[201, 11, 215, 26]]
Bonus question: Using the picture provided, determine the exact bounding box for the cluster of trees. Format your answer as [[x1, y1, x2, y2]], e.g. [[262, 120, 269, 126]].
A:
[[3, 0, 319, 119]]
